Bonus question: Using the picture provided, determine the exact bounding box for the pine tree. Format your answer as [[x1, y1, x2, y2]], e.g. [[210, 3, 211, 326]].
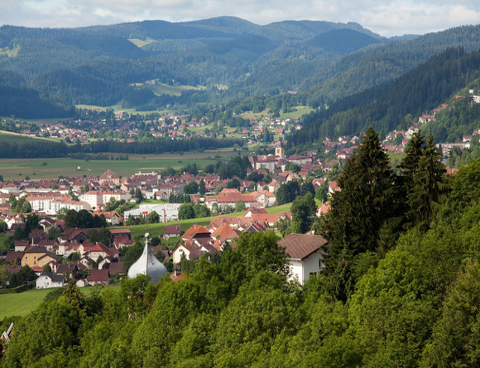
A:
[[291, 192, 317, 234], [199, 179, 206, 196]]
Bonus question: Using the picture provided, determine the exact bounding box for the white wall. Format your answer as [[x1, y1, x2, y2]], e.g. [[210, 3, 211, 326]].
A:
[[288, 250, 324, 285]]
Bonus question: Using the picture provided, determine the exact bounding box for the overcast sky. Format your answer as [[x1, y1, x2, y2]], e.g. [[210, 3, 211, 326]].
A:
[[0, 0, 479, 37]]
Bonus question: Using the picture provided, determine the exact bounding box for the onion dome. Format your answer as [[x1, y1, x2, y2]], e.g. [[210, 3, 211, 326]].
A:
[[127, 233, 167, 284]]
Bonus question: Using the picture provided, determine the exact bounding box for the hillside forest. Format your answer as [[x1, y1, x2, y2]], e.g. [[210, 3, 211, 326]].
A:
[[1, 18, 480, 121]]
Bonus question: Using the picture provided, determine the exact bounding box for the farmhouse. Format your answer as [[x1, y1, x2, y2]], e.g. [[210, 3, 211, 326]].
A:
[[36, 271, 64, 289]]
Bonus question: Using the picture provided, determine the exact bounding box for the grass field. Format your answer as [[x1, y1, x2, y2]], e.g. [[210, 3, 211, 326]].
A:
[[0, 130, 61, 144], [146, 82, 205, 96], [0, 284, 121, 320], [240, 105, 314, 121], [75, 102, 187, 116], [0, 150, 238, 180], [266, 202, 292, 215]]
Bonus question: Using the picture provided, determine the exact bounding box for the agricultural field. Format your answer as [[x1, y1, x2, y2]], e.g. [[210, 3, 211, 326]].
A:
[[75, 103, 183, 116], [144, 82, 205, 96], [0, 150, 237, 181]]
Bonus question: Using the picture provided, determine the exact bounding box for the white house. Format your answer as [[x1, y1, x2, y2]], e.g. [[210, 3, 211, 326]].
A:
[[81, 191, 103, 208], [26, 195, 59, 214], [277, 233, 328, 285], [52, 199, 91, 213], [172, 243, 197, 264], [36, 271, 65, 289], [102, 191, 131, 205]]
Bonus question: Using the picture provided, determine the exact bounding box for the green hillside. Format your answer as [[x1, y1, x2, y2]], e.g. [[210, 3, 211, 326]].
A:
[[289, 47, 480, 148]]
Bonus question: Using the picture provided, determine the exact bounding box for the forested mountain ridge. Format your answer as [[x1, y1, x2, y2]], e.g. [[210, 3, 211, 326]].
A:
[[298, 24, 480, 106], [0, 17, 390, 117], [288, 47, 480, 149], [1, 18, 480, 119]]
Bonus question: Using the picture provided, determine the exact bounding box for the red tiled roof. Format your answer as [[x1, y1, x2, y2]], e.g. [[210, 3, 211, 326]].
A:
[[5, 251, 23, 263], [210, 223, 235, 238], [182, 224, 210, 239], [164, 224, 181, 235], [87, 269, 109, 282]]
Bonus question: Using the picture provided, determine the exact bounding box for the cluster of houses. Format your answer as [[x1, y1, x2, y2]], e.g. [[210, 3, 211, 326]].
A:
[[2, 202, 329, 289], [5, 228, 133, 288], [13, 108, 302, 145]]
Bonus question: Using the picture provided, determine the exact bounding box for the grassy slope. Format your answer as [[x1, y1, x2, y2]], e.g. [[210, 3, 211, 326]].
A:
[[122, 202, 292, 240], [0, 131, 61, 144], [0, 285, 121, 320]]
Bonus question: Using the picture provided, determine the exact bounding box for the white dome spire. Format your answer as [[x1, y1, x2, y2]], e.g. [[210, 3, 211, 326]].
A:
[[127, 233, 167, 284]]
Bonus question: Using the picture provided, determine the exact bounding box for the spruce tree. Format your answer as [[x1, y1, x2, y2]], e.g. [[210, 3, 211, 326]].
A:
[[400, 130, 426, 193], [291, 192, 317, 234], [321, 127, 394, 301], [406, 134, 447, 231]]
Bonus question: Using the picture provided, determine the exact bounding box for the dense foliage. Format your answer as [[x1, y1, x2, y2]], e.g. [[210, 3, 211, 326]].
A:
[[0, 136, 243, 158]]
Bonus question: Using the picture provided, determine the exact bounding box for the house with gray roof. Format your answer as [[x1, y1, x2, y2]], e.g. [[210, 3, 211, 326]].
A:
[[36, 271, 65, 289], [277, 233, 328, 284]]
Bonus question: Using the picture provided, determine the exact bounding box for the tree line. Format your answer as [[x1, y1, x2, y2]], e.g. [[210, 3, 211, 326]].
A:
[[0, 136, 243, 158]]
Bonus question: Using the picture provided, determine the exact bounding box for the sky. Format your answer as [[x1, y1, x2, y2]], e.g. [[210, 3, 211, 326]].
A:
[[0, 0, 479, 37]]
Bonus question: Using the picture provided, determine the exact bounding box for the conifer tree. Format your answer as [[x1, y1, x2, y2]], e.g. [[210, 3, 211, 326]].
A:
[[291, 192, 317, 234], [400, 130, 425, 193], [321, 127, 394, 301], [406, 133, 447, 231]]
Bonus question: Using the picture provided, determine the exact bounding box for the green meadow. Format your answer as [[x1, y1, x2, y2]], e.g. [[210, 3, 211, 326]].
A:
[[0, 150, 237, 181], [0, 285, 121, 320], [239, 105, 313, 120], [0, 130, 60, 144]]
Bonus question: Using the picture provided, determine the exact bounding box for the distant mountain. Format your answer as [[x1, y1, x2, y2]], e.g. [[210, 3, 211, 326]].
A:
[[254, 20, 380, 42], [299, 25, 480, 106], [181, 16, 261, 35], [1, 18, 480, 119], [307, 28, 381, 55]]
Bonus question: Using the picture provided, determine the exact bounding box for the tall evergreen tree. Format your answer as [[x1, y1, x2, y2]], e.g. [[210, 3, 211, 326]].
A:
[[291, 192, 317, 234], [199, 179, 206, 196], [400, 130, 426, 193], [406, 134, 448, 231], [321, 127, 394, 301]]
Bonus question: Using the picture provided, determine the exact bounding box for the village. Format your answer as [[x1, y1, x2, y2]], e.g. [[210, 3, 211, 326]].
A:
[[1, 91, 478, 293]]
